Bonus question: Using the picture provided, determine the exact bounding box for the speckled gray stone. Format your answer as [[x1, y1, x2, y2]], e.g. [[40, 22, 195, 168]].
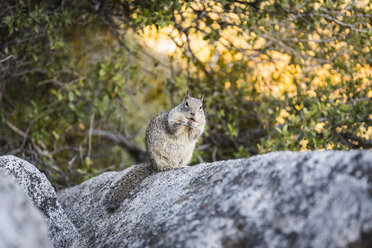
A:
[[0, 168, 51, 248], [57, 151, 372, 248], [0, 156, 86, 248]]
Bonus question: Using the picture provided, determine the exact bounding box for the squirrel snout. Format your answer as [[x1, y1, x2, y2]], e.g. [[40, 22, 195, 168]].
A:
[[188, 116, 196, 122]]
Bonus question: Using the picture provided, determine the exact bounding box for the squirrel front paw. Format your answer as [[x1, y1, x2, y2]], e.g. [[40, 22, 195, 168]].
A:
[[181, 118, 189, 125], [189, 121, 197, 128]]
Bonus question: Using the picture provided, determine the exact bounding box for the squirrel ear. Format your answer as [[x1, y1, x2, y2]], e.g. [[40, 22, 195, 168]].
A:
[[200, 93, 204, 102], [184, 90, 190, 100]]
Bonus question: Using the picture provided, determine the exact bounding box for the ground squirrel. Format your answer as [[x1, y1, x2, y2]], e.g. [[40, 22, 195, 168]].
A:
[[102, 91, 206, 212]]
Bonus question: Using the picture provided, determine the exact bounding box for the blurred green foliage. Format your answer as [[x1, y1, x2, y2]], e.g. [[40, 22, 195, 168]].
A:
[[0, 0, 371, 188]]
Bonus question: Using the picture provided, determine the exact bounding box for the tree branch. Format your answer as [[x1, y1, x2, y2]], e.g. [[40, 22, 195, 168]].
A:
[[339, 132, 372, 149], [90, 129, 146, 163], [0, 54, 14, 64]]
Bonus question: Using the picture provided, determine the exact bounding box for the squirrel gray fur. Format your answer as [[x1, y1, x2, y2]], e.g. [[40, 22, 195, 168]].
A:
[[102, 91, 206, 212]]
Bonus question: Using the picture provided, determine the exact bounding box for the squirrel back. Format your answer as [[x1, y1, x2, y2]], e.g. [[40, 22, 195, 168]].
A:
[[102, 91, 205, 212]]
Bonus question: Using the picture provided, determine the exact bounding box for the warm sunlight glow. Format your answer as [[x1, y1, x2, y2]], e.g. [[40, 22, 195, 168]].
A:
[[137, 0, 371, 101], [141, 26, 177, 55]]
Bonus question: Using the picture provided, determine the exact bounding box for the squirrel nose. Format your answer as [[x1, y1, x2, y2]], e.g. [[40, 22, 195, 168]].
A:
[[190, 112, 196, 116]]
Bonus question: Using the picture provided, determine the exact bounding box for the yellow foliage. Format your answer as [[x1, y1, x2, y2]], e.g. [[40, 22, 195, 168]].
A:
[[224, 81, 231, 90], [299, 139, 309, 151], [276, 109, 290, 125], [306, 90, 317, 97], [336, 126, 343, 133], [78, 123, 86, 130], [312, 77, 324, 87], [272, 72, 279, 80], [208, 12, 220, 21], [307, 50, 315, 57], [326, 143, 335, 150], [367, 90, 372, 98], [137, 14, 371, 104], [331, 74, 341, 84], [253, 37, 266, 49], [236, 79, 244, 88], [315, 122, 325, 134], [295, 104, 302, 111], [359, 125, 372, 140]]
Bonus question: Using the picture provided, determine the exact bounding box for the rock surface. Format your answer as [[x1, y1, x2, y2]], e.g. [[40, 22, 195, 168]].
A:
[[0, 155, 86, 248], [0, 168, 51, 248], [57, 151, 372, 248]]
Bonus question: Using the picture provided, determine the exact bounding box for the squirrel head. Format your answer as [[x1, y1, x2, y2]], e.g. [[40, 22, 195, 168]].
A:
[[181, 91, 205, 123]]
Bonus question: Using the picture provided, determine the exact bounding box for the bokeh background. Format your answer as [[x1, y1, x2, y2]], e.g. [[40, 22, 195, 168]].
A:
[[0, 0, 371, 188]]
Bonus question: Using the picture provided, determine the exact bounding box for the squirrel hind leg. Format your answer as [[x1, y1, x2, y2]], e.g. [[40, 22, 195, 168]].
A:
[[150, 155, 174, 171]]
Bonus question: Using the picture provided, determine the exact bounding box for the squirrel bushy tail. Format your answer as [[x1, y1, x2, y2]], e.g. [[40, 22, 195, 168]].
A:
[[102, 163, 154, 212]]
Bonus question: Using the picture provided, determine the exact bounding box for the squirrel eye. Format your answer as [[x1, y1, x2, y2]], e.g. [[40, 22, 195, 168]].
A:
[[185, 101, 189, 107], [199, 106, 202, 110]]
